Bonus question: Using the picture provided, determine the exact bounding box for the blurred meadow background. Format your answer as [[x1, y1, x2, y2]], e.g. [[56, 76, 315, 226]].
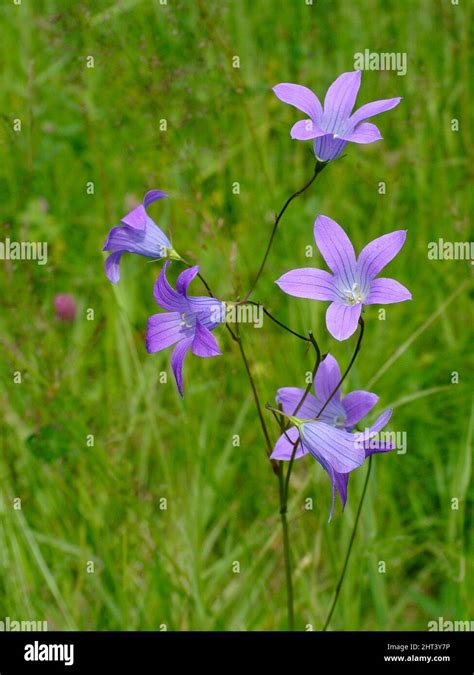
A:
[[0, 0, 472, 631]]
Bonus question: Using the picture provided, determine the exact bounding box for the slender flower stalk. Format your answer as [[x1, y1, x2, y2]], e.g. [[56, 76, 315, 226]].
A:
[[244, 160, 327, 301], [266, 337, 322, 631], [283, 336, 322, 502], [237, 301, 312, 343], [175, 164, 332, 628], [316, 317, 365, 418], [322, 456, 373, 630], [235, 330, 273, 456], [277, 463, 295, 631], [275, 332, 321, 629]]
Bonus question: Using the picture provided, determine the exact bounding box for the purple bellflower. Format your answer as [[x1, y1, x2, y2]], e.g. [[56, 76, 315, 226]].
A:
[[146, 262, 225, 397], [270, 354, 393, 520], [104, 190, 180, 284], [273, 70, 401, 161], [276, 214, 411, 341]]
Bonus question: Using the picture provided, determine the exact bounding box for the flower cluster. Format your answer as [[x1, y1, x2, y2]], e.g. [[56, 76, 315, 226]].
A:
[[103, 190, 226, 397], [103, 70, 409, 520]]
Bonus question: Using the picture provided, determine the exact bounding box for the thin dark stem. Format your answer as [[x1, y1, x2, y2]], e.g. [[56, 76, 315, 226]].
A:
[[238, 301, 311, 342], [232, 331, 273, 455], [262, 307, 310, 342], [197, 271, 214, 297], [292, 334, 321, 416], [268, 332, 321, 631], [177, 258, 216, 299], [244, 160, 327, 301], [176, 250, 313, 632], [174, 262, 271, 453], [279, 319, 366, 629], [271, 407, 295, 631], [278, 466, 295, 631], [283, 335, 321, 503], [322, 456, 373, 631], [178, 261, 311, 344], [315, 316, 365, 419]]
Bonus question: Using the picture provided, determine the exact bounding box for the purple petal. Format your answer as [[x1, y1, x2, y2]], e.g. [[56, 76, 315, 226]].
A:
[[342, 391, 379, 426], [325, 463, 338, 522], [313, 135, 347, 161], [192, 321, 221, 358], [334, 471, 349, 511], [188, 296, 225, 329], [121, 190, 167, 230], [276, 387, 319, 418], [363, 410, 394, 455], [357, 230, 407, 281], [368, 408, 392, 434], [121, 204, 147, 230], [143, 190, 167, 207], [176, 266, 200, 296], [349, 97, 402, 127], [146, 312, 190, 353], [270, 426, 307, 461], [365, 439, 394, 456], [275, 267, 337, 301], [314, 215, 356, 288], [153, 263, 188, 312], [103, 226, 126, 252], [365, 278, 412, 305], [104, 251, 123, 284], [322, 71, 361, 134], [341, 122, 382, 144], [325, 302, 361, 342], [317, 459, 349, 522], [314, 354, 342, 403], [290, 119, 326, 140], [103, 220, 171, 257], [272, 83, 323, 120], [171, 337, 193, 397], [306, 447, 350, 521], [301, 420, 365, 473]]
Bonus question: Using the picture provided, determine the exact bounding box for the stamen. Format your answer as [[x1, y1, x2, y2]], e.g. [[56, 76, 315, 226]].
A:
[[180, 312, 194, 329], [343, 282, 365, 306], [333, 414, 346, 429]]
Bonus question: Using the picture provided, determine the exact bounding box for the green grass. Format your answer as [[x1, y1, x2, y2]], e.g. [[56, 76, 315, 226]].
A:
[[0, 0, 472, 631]]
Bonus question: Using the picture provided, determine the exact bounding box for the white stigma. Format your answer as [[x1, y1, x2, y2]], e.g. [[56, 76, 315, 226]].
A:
[[343, 282, 365, 306], [333, 414, 346, 429], [180, 312, 194, 329]]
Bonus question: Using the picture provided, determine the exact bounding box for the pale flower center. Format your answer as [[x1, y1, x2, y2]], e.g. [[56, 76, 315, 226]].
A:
[[342, 282, 365, 306], [333, 414, 347, 429], [180, 312, 194, 329]]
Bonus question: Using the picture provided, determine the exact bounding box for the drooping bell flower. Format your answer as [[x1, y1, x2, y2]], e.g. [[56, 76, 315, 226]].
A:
[[103, 190, 180, 284]]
